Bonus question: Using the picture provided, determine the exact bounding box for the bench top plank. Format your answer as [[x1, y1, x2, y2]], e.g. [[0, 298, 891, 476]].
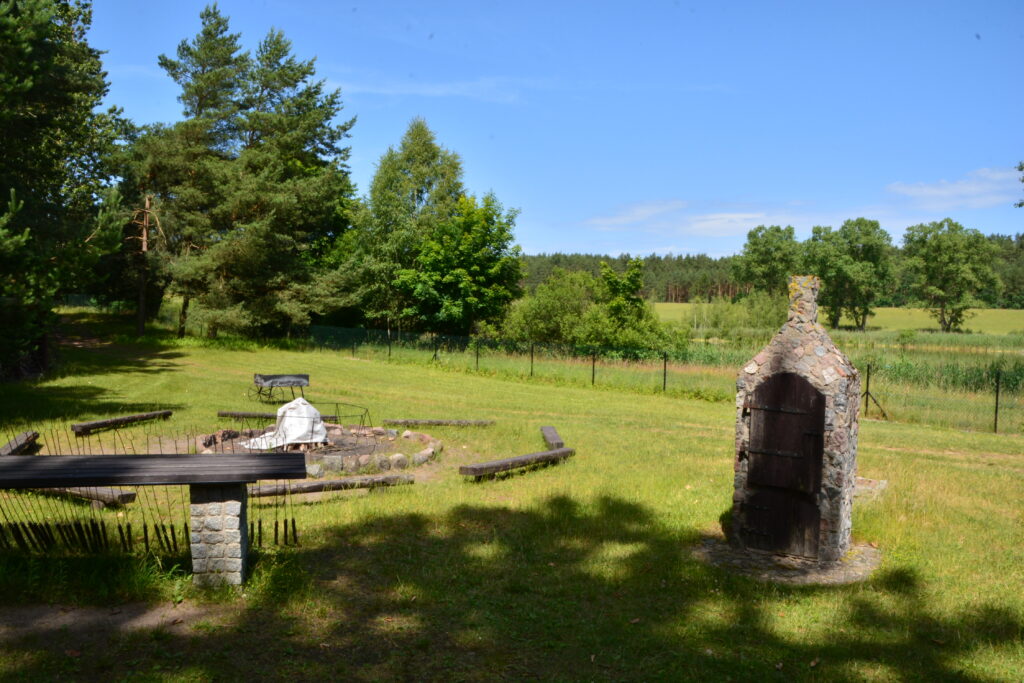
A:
[[0, 453, 306, 488], [254, 374, 309, 387]]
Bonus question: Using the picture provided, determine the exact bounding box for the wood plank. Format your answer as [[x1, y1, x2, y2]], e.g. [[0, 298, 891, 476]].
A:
[[0, 431, 39, 456], [0, 453, 306, 488], [253, 374, 309, 387], [217, 410, 340, 421], [35, 486, 137, 506], [250, 474, 414, 497], [459, 448, 575, 478], [71, 411, 172, 436], [540, 426, 564, 449], [383, 419, 495, 427]]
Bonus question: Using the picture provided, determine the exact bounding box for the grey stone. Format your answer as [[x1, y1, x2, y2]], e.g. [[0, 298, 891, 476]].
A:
[[376, 456, 392, 471], [357, 453, 373, 468], [191, 544, 208, 559], [343, 455, 360, 472], [412, 452, 431, 466], [227, 543, 243, 558], [204, 516, 224, 532], [322, 455, 344, 472], [306, 463, 324, 478], [201, 532, 224, 545], [224, 516, 240, 531], [389, 453, 409, 469], [223, 501, 241, 516]]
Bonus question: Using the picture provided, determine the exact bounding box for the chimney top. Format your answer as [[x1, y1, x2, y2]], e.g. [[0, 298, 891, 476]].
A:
[[787, 275, 820, 324]]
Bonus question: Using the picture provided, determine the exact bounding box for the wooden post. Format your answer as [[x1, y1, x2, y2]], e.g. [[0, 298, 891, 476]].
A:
[[994, 369, 1001, 434], [592, 353, 596, 386], [134, 195, 152, 337], [863, 364, 871, 417], [663, 352, 668, 392], [530, 343, 534, 377]]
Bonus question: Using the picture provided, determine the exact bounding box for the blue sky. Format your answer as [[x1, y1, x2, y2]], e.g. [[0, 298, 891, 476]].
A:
[[88, 0, 1022, 257]]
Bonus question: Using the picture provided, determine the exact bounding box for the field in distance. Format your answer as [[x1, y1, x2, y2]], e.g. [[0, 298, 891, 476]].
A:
[[656, 303, 1024, 335]]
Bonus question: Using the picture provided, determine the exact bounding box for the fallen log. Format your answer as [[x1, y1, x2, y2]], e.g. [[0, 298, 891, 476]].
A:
[[71, 410, 172, 436], [35, 486, 137, 507], [250, 474, 414, 497], [459, 447, 575, 479], [217, 410, 340, 421], [0, 431, 39, 456], [540, 426, 564, 449], [383, 419, 495, 427]]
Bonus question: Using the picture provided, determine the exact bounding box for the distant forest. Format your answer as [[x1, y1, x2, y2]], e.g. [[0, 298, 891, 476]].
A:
[[523, 232, 1024, 309]]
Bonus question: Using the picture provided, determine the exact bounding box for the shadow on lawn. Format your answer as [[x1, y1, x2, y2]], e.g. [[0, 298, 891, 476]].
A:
[[0, 313, 186, 426], [1, 495, 1020, 681]]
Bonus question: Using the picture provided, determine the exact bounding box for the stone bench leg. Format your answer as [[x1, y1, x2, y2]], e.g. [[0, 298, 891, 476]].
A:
[[189, 483, 248, 586]]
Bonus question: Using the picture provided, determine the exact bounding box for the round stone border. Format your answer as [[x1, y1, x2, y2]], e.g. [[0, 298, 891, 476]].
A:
[[692, 536, 882, 585]]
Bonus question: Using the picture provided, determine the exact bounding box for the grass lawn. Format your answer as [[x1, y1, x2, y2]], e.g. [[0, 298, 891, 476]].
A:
[[656, 302, 1024, 336], [0, 313, 1021, 680]]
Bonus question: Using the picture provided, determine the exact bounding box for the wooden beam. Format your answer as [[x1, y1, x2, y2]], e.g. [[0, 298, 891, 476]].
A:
[[0, 431, 39, 456], [459, 448, 575, 478], [250, 474, 414, 497], [540, 426, 564, 449], [35, 486, 137, 506], [71, 410, 172, 436], [383, 419, 495, 427], [0, 453, 306, 488], [217, 410, 340, 421]]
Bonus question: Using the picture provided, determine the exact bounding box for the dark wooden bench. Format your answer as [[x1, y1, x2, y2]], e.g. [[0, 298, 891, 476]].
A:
[[251, 374, 308, 401], [540, 426, 564, 449], [71, 411, 172, 436], [0, 453, 306, 488], [459, 447, 575, 480], [0, 431, 39, 455], [217, 410, 341, 422], [383, 419, 495, 427]]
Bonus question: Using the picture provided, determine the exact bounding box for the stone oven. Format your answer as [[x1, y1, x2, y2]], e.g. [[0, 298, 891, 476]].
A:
[[732, 275, 860, 563]]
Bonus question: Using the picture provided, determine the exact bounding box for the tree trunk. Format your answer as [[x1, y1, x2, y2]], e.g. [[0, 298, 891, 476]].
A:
[[177, 296, 190, 338]]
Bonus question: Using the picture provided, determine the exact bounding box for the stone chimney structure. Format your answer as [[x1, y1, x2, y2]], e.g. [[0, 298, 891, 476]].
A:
[[732, 275, 860, 563]]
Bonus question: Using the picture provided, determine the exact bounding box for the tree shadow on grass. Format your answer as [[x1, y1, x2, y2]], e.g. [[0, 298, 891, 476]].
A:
[[0, 494, 1020, 680]]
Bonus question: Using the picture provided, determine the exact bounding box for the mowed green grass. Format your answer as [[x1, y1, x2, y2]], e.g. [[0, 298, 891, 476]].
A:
[[0, 324, 1022, 680], [656, 302, 1024, 335]]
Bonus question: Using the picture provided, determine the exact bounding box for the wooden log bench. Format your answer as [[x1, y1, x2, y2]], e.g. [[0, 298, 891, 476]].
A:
[[540, 426, 564, 449], [0, 431, 39, 455], [383, 419, 495, 427], [250, 374, 308, 402], [251, 474, 414, 497], [217, 410, 341, 422], [71, 411, 172, 437], [0, 453, 305, 586], [459, 447, 575, 480]]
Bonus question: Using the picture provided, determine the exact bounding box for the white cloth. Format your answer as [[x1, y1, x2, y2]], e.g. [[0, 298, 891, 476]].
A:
[[241, 397, 327, 450]]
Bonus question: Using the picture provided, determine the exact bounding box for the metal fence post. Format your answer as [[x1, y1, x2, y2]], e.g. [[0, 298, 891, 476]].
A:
[[475, 342, 480, 371], [530, 343, 534, 377], [994, 369, 1001, 434], [864, 364, 871, 417], [592, 353, 596, 386], [663, 352, 668, 392]]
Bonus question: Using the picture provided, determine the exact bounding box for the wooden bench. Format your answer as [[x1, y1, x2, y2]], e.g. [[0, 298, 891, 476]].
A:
[[540, 426, 564, 449], [383, 419, 495, 427], [0, 431, 39, 455], [251, 374, 308, 402], [71, 411, 172, 436], [459, 447, 575, 480], [0, 453, 306, 585]]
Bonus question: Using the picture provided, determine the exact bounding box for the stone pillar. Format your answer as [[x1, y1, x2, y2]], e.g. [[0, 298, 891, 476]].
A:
[[189, 483, 248, 586]]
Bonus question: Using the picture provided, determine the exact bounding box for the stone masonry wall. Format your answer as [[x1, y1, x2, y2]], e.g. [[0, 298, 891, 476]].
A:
[[190, 484, 248, 586], [733, 275, 861, 562]]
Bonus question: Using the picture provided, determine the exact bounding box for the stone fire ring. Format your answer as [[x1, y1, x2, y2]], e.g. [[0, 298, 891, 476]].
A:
[[691, 537, 882, 585]]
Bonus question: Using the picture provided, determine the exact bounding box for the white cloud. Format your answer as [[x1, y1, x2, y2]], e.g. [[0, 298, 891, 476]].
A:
[[886, 167, 1019, 211], [684, 212, 768, 236], [583, 200, 688, 230]]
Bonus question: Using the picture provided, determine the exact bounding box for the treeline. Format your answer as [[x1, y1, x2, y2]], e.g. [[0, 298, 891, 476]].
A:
[[2, 1, 1022, 379]]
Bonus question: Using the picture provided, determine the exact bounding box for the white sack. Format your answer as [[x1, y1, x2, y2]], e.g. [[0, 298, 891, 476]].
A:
[[242, 397, 327, 450]]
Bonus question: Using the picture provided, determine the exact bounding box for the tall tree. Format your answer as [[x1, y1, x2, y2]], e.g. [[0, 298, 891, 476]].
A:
[[344, 118, 464, 332], [732, 225, 800, 295], [0, 0, 125, 376], [394, 194, 521, 334], [803, 218, 893, 329], [902, 219, 1001, 332]]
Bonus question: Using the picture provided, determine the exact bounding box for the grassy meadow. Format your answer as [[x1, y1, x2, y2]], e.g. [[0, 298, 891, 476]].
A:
[[655, 303, 1024, 336], [0, 311, 1020, 680]]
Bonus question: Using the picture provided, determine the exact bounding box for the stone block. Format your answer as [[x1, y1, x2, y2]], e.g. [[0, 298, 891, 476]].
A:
[[204, 516, 224, 532], [389, 453, 409, 469], [322, 455, 344, 472], [227, 543, 242, 558], [306, 463, 324, 478], [223, 501, 241, 516], [202, 532, 224, 545]]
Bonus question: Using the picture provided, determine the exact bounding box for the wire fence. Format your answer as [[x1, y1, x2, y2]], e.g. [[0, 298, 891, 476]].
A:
[[310, 325, 1024, 435]]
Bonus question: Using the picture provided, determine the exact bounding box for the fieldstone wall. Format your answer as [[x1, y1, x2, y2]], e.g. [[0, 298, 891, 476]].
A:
[[733, 275, 861, 563], [189, 484, 248, 586]]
